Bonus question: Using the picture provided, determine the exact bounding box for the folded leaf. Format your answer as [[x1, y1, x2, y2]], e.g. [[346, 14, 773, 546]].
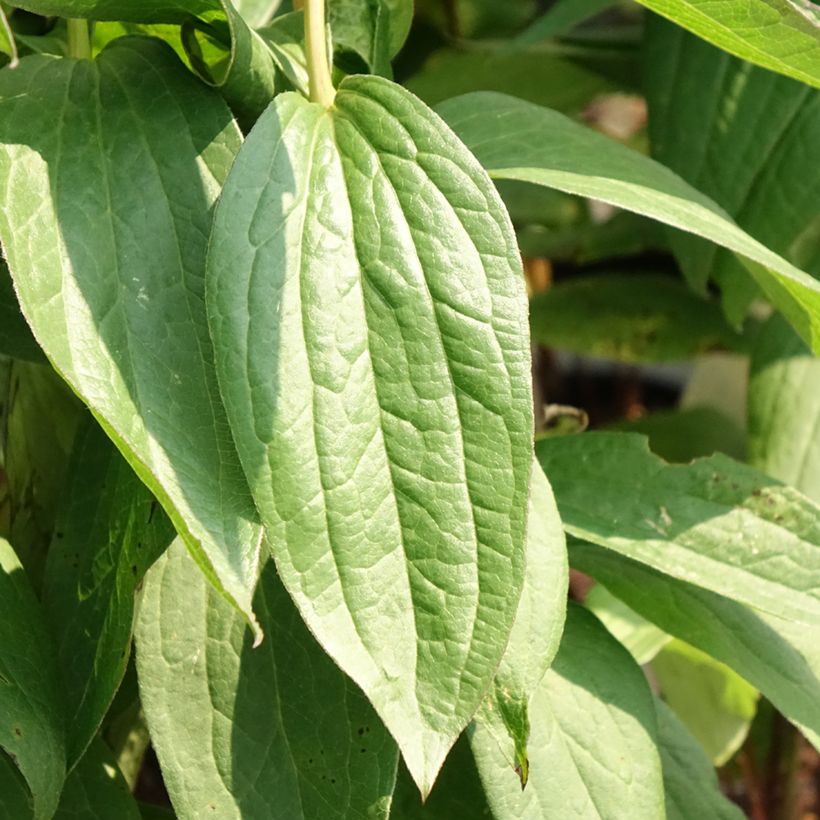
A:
[[571, 541, 820, 749], [537, 432, 820, 625], [438, 92, 820, 353], [43, 420, 175, 767], [470, 605, 665, 819], [135, 541, 398, 820], [0, 538, 65, 820], [474, 460, 568, 786], [206, 77, 532, 793], [656, 700, 746, 820], [633, 0, 820, 89], [0, 40, 264, 632]]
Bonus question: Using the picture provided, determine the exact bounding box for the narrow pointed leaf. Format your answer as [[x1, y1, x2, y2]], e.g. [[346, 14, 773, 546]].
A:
[[43, 420, 175, 767], [206, 77, 532, 793], [438, 92, 820, 353], [135, 541, 398, 820], [537, 432, 820, 625], [571, 541, 820, 748], [0, 41, 264, 630], [0, 538, 65, 820], [471, 605, 665, 819], [633, 0, 820, 89]]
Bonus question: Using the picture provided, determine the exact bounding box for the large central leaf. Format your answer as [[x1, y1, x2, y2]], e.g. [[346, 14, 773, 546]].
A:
[[206, 77, 533, 793]]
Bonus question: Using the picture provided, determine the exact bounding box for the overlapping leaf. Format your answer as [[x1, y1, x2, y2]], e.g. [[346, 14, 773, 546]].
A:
[[136, 541, 398, 820], [438, 92, 820, 353], [206, 77, 533, 793], [0, 40, 264, 631]]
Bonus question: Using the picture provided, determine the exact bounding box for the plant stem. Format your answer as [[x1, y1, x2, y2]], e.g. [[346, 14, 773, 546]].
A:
[[67, 19, 91, 61], [0, 5, 18, 68], [304, 0, 335, 107]]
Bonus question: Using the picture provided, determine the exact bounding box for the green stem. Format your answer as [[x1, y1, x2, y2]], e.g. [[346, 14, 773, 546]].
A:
[[304, 0, 335, 107], [67, 18, 91, 61], [0, 5, 18, 68]]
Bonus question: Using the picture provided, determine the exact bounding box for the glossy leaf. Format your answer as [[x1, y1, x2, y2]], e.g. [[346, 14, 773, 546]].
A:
[[474, 460, 568, 786], [0, 538, 65, 820], [471, 605, 665, 819], [748, 314, 820, 501], [571, 541, 820, 749], [135, 540, 398, 820], [0, 40, 265, 631], [634, 0, 820, 89], [42, 420, 175, 767], [537, 432, 820, 625], [656, 700, 746, 820], [646, 17, 820, 322], [206, 77, 532, 793], [438, 92, 820, 353], [530, 273, 744, 363]]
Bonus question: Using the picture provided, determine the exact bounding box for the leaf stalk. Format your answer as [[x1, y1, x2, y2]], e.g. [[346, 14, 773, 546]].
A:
[[304, 0, 335, 107], [67, 19, 91, 61]]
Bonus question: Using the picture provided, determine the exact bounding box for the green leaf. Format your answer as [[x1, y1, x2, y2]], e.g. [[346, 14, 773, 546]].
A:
[[516, 0, 617, 44], [135, 541, 398, 820], [0, 751, 31, 819], [0, 40, 264, 632], [234, 0, 281, 29], [634, 0, 820, 89], [206, 77, 532, 793], [42, 420, 175, 767], [653, 640, 758, 765], [0, 260, 41, 362], [0, 538, 65, 820], [646, 17, 820, 322], [10, 0, 214, 22], [437, 91, 820, 354], [537, 432, 820, 625], [530, 273, 744, 363], [571, 541, 820, 751], [748, 314, 820, 502], [406, 45, 631, 113], [474, 460, 568, 786], [470, 605, 665, 819], [656, 700, 746, 820]]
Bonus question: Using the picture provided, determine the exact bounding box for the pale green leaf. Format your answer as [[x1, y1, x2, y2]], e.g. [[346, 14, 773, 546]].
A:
[[634, 0, 820, 89], [537, 432, 820, 625], [530, 273, 744, 363], [656, 700, 746, 820], [748, 314, 820, 502], [206, 77, 532, 794], [135, 541, 398, 820], [0, 538, 65, 820], [42, 420, 175, 767], [646, 17, 820, 322], [653, 640, 758, 765], [437, 92, 820, 353], [571, 541, 820, 750], [475, 459, 568, 786], [235, 0, 281, 28], [0, 41, 264, 631], [471, 605, 665, 819]]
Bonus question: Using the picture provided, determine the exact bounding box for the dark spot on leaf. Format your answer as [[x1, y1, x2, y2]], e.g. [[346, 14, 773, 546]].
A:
[[131, 565, 138, 575], [13, 727, 21, 737]]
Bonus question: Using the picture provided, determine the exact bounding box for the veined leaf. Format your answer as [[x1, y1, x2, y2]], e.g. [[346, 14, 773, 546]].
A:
[[0, 538, 65, 820], [537, 432, 820, 625], [206, 77, 533, 793], [42, 420, 175, 767], [646, 17, 820, 323], [656, 700, 746, 820], [473, 460, 568, 786], [135, 541, 398, 820], [633, 0, 820, 89], [748, 315, 820, 502], [470, 605, 665, 819], [437, 92, 820, 354], [571, 541, 820, 749], [0, 40, 264, 633]]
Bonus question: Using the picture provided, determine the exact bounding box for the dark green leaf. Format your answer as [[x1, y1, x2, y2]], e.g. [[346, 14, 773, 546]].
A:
[[206, 77, 532, 792], [135, 541, 398, 820], [0, 40, 265, 632], [42, 420, 175, 767], [0, 261, 41, 362], [538, 432, 820, 625], [0, 538, 65, 820]]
